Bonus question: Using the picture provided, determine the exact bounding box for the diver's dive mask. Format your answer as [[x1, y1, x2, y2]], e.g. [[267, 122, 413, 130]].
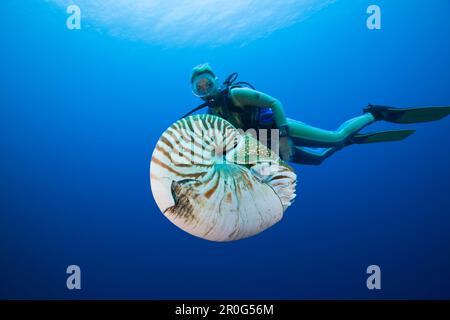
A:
[[192, 73, 219, 98]]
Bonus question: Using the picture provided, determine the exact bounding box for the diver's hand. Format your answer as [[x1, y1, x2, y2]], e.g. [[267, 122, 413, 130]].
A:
[[279, 136, 295, 162]]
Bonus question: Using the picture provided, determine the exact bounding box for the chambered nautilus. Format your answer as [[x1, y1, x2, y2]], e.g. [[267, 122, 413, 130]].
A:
[[150, 114, 297, 242]]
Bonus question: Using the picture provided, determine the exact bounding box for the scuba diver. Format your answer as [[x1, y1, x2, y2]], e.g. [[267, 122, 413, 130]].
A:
[[183, 63, 450, 165]]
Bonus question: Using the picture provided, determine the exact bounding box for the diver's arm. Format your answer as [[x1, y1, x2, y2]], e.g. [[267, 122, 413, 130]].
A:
[[230, 87, 288, 128]]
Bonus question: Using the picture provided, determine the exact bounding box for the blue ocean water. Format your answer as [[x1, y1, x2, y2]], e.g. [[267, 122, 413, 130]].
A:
[[0, 0, 449, 299]]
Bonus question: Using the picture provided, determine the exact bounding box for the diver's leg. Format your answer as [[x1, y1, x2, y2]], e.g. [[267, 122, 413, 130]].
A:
[[291, 146, 339, 165], [286, 113, 375, 148]]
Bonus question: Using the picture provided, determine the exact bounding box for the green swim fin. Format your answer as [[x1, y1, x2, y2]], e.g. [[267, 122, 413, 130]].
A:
[[351, 130, 416, 144], [364, 104, 450, 124]]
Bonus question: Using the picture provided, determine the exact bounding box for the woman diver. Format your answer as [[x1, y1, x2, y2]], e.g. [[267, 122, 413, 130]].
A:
[[184, 63, 450, 165]]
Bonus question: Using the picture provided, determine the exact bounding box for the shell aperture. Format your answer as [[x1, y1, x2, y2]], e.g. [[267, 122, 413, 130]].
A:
[[150, 115, 297, 242]]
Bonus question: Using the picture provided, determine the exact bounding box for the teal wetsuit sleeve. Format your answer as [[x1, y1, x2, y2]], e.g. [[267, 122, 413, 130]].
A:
[[230, 87, 288, 128]]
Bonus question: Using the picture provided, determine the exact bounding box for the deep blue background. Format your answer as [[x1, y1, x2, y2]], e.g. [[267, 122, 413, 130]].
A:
[[1, 0, 449, 299]]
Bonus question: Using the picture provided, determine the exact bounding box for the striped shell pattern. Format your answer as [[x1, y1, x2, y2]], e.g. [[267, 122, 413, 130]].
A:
[[150, 114, 297, 242]]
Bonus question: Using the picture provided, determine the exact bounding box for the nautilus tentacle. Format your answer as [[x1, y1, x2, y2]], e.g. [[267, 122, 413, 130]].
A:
[[150, 114, 297, 242]]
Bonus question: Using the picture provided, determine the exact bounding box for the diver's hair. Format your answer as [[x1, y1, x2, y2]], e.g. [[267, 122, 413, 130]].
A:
[[190, 63, 216, 83]]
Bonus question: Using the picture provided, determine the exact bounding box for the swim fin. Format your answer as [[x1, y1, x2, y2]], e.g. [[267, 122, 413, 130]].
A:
[[351, 129, 416, 144], [363, 104, 450, 124]]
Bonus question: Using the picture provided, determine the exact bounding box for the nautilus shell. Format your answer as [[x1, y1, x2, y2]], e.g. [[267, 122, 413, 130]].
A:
[[150, 114, 297, 242]]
